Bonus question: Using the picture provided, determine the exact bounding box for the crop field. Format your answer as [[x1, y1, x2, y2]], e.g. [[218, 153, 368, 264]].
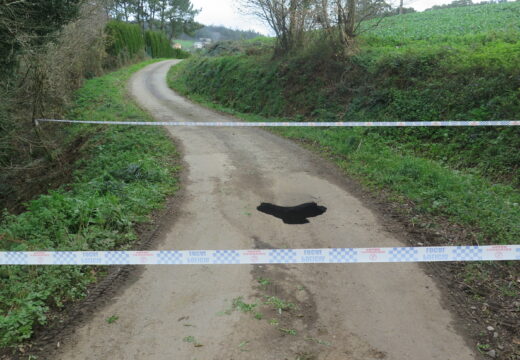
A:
[[365, 1, 520, 43]]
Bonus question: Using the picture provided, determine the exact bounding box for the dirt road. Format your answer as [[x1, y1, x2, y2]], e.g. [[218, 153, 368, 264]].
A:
[[54, 60, 476, 360]]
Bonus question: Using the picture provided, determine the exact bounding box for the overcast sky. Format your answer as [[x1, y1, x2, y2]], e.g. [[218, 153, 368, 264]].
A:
[[190, 0, 486, 34]]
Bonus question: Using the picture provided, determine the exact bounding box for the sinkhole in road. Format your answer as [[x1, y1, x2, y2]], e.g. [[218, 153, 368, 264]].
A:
[[257, 202, 327, 224]]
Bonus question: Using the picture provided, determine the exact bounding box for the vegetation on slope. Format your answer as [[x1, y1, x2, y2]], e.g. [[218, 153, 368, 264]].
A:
[[0, 61, 180, 348]]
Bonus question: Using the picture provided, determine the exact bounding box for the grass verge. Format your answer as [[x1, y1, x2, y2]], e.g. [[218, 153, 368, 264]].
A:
[[0, 60, 180, 348]]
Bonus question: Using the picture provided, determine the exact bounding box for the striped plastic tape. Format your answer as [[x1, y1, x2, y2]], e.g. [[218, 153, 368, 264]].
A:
[[1, 245, 518, 265], [36, 119, 520, 127]]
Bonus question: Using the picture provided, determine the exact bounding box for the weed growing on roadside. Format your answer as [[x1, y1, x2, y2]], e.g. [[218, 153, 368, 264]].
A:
[[232, 297, 258, 313], [477, 343, 491, 353], [304, 337, 331, 346], [183, 336, 196, 343], [106, 315, 119, 324], [183, 336, 203, 347], [269, 318, 279, 326], [278, 328, 297, 336], [264, 296, 296, 313], [238, 341, 250, 351], [257, 278, 272, 287]]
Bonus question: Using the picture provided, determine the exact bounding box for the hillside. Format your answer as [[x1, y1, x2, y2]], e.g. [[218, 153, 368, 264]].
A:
[[168, 3, 520, 357]]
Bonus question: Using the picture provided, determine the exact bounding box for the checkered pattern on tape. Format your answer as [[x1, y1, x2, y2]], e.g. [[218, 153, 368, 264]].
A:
[[53, 252, 78, 265], [389, 247, 419, 262], [105, 251, 130, 264], [212, 250, 240, 264], [4, 252, 28, 265], [452, 246, 483, 261], [269, 249, 297, 263], [157, 251, 183, 264], [329, 248, 358, 263]]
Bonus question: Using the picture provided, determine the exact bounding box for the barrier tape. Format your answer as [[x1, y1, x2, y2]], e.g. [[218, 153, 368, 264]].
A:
[[36, 119, 520, 127], [1, 246, 518, 265]]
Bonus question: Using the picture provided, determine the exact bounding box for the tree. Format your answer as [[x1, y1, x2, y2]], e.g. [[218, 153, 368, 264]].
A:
[[0, 0, 85, 75], [106, 0, 200, 37], [166, 0, 201, 39], [240, 0, 314, 55], [147, 0, 161, 29], [241, 0, 389, 55], [134, 0, 147, 31], [323, 0, 388, 48], [334, 0, 357, 47]]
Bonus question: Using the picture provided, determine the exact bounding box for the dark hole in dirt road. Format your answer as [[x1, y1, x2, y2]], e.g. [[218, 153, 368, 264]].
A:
[[257, 202, 327, 224]]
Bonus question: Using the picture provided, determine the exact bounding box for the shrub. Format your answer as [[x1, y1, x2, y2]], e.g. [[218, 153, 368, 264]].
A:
[[144, 30, 190, 59], [106, 21, 146, 66]]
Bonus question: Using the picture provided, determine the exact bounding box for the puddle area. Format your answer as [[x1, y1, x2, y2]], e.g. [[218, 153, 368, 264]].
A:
[[256, 202, 327, 224]]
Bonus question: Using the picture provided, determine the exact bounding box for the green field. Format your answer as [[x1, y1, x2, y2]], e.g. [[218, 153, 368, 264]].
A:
[[365, 1, 520, 43], [173, 39, 195, 49]]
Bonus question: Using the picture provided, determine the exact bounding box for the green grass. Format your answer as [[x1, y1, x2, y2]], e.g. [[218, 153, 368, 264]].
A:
[[0, 60, 180, 347], [264, 296, 296, 312], [183, 335, 203, 347], [365, 2, 520, 43], [257, 277, 271, 287], [278, 328, 297, 336], [173, 39, 195, 49], [106, 315, 119, 324], [232, 297, 258, 313]]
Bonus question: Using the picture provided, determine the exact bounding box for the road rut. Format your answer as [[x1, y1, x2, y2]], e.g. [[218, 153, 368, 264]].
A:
[[54, 60, 476, 360]]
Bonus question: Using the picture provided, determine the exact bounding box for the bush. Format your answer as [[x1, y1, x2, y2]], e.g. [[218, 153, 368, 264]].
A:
[[144, 30, 190, 59], [106, 21, 146, 65]]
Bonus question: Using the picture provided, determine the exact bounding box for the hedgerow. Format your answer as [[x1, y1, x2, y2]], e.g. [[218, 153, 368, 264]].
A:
[[106, 21, 190, 64]]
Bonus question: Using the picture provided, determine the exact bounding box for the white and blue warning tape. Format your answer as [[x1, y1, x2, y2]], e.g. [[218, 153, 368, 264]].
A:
[[36, 119, 520, 127], [1, 245, 518, 265]]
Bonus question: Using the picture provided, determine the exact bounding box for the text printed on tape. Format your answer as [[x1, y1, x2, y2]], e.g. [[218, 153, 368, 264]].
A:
[[1, 246, 518, 265]]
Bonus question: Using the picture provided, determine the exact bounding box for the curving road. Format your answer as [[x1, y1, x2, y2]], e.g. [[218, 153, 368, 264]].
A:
[[54, 60, 477, 360]]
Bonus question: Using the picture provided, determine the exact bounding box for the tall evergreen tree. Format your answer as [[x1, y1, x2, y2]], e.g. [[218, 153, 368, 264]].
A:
[[0, 0, 85, 74], [107, 0, 200, 37]]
